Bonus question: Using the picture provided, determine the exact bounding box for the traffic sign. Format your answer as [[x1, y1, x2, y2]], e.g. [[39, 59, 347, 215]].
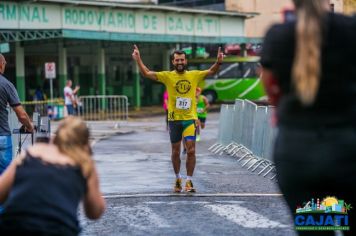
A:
[[45, 62, 56, 79]]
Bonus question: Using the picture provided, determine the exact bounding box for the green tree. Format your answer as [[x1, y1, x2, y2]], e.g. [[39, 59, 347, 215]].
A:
[[344, 203, 353, 213]]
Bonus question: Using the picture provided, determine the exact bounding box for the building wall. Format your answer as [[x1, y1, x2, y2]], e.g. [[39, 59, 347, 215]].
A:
[[226, 0, 345, 38], [344, 0, 356, 14]]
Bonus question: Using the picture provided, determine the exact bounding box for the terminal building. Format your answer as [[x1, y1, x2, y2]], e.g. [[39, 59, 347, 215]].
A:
[[0, 0, 257, 108]]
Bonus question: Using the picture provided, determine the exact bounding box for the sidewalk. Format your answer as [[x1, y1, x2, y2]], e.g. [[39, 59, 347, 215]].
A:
[[50, 120, 134, 145], [128, 105, 165, 119]]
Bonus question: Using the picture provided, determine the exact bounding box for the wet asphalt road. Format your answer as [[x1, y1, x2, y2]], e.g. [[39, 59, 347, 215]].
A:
[[79, 113, 297, 236]]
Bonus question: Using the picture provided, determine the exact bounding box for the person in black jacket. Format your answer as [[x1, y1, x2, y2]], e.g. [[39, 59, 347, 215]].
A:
[[261, 0, 356, 235]]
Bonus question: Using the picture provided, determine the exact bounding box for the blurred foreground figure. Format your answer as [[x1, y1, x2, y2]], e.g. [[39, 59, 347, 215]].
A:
[[0, 117, 105, 235], [261, 0, 356, 235]]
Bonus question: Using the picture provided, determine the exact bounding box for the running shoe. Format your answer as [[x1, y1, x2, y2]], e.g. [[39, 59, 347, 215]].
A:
[[174, 178, 182, 193], [184, 180, 196, 193]]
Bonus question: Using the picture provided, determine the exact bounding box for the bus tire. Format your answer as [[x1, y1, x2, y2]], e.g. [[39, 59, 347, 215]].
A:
[[203, 90, 217, 103]]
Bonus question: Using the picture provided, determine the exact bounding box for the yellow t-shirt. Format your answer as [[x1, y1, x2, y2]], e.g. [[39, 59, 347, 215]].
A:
[[156, 70, 209, 121]]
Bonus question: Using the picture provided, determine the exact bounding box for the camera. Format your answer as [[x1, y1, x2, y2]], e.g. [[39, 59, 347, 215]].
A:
[[12, 113, 51, 155], [32, 112, 51, 143], [13, 112, 51, 144]]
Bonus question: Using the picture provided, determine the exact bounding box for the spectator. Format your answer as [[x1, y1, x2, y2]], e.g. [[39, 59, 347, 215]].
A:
[[0, 116, 106, 235], [0, 53, 34, 175], [195, 87, 210, 142], [33, 87, 45, 101], [261, 1, 356, 235], [33, 86, 45, 113], [64, 80, 80, 116]]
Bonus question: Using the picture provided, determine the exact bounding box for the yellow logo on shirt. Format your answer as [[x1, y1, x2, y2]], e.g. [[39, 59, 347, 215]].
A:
[[175, 80, 191, 94]]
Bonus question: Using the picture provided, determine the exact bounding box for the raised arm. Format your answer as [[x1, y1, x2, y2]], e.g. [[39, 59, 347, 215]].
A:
[[12, 105, 34, 132], [207, 47, 224, 76], [73, 85, 80, 95], [132, 45, 158, 81]]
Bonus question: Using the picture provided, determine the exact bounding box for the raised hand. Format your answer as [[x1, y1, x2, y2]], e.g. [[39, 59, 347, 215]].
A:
[[132, 44, 141, 61], [216, 47, 224, 64]]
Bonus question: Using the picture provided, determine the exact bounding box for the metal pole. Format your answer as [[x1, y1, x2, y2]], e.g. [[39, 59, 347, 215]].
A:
[[50, 78, 54, 102]]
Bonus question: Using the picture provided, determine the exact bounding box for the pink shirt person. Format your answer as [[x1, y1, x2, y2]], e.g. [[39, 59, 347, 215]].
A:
[[163, 90, 168, 111]]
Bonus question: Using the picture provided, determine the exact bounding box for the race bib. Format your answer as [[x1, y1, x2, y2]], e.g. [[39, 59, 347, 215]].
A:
[[176, 97, 191, 110], [197, 108, 205, 114]]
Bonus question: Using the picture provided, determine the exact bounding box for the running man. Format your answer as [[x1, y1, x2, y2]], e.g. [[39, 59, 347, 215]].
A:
[[132, 45, 223, 192], [196, 87, 210, 142]]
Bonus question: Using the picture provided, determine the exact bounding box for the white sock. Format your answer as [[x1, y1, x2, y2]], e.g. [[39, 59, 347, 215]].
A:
[[176, 174, 181, 179], [186, 176, 192, 181]]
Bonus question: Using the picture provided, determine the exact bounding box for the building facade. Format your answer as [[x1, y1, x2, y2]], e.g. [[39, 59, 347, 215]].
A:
[[0, 0, 254, 107], [226, 0, 348, 38]]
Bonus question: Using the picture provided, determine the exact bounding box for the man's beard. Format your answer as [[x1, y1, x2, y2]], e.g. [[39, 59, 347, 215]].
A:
[[174, 64, 186, 72]]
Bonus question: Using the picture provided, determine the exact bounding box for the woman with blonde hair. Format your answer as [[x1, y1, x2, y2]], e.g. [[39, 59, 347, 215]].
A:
[[261, 0, 356, 235], [0, 116, 105, 235]]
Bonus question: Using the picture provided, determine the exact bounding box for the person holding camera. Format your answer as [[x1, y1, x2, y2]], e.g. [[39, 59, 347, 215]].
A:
[[0, 54, 34, 175], [0, 116, 105, 235]]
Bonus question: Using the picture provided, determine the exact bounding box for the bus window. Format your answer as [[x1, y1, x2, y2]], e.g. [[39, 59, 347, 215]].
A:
[[218, 63, 241, 79], [195, 63, 242, 79], [240, 62, 259, 78], [189, 62, 258, 79]]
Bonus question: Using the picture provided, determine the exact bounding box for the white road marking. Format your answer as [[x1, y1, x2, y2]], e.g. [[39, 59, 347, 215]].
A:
[[205, 204, 288, 228], [91, 140, 97, 146], [215, 200, 245, 204], [112, 205, 170, 229], [104, 193, 283, 198], [145, 201, 210, 205]]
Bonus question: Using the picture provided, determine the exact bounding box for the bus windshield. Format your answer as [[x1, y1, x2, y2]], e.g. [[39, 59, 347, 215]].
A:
[[189, 61, 260, 80]]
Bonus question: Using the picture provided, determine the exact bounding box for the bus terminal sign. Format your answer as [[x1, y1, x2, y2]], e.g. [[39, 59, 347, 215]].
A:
[[0, 1, 244, 38]]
